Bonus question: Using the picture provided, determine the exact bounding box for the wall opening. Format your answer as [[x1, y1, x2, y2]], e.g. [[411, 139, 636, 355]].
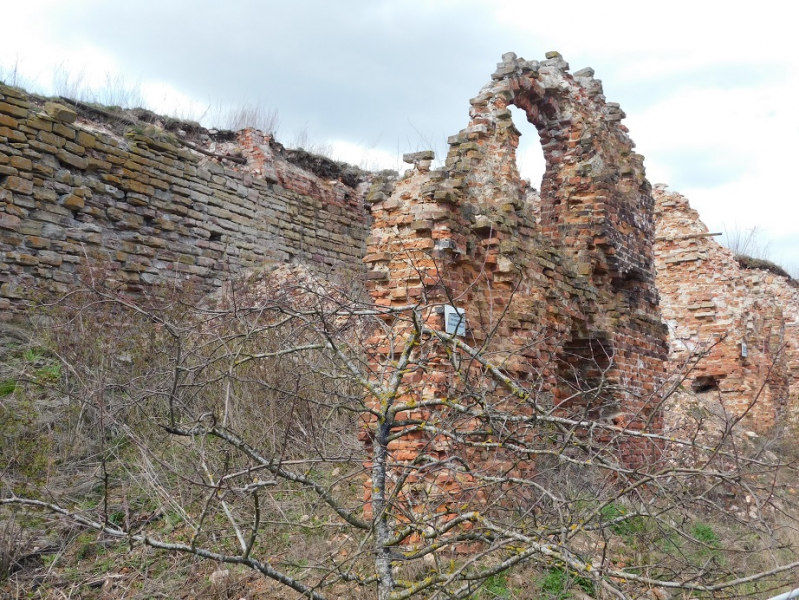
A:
[[692, 375, 720, 394], [508, 105, 545, 191], [556, 336, 615, 420]]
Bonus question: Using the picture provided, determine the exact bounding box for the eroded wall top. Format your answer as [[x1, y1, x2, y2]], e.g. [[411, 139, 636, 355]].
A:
[[462, 52, 655, 295], [0, 84, 370, 316], [655, 187, 799, 429]]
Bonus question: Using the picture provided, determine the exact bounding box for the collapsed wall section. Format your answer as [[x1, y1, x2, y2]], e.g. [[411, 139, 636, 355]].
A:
[[0, 84, 368, 317], [363, 52, 668, 479], [654, 187, 799, 429], [481, 52, 665, 415]]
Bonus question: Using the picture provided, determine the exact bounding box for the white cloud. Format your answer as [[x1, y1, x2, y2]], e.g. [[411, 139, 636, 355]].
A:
[[139, 81, 209, 120], [627, 72, 799, 265], [329, 140, 404, 172], [1, 0, 797, 267]]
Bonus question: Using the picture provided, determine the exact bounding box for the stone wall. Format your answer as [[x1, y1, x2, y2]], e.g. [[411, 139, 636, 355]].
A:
[[0, 83, 368, 317], [654, 187, 799, 430], [362, 52, 668, 483], [13, 53, 793, 441]]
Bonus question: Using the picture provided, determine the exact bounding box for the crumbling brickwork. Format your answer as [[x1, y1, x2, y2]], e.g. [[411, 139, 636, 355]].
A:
[[0, 84, 368, 317], [362, 52, 668, 484], [8, 50, 799, 562], [654, 187, 799, 429], [15, 54, 780, 456]]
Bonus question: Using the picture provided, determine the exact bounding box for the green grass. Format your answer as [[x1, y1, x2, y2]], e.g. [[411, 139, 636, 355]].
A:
[[22, 347, 44, 363], [35, 362, 61, 382], [481, 572, 511, 598], [538, 566, 595, 600], [600, 502, 646, 537], [692, 523, 719, 546], [540, 568, 569, 599], [0, 379, 17, 396]]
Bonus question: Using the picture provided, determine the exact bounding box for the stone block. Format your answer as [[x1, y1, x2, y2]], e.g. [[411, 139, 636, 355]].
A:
[[44, 102, 78, 124], [6, 176, 33, 195], [0, 283, 26, 299], [402, 150, 435, 164], [25, 236, 50, 249], [33, 187, 58, 202], [56, 148, 88, 170], [0, 101, 28, 118], [76, 130, 96, 149], [0, 126, 26, 143], [25, 116, 53, 132], [28, 139, 58, 155], [60, 194, 85, 211], [10, 156, 31, 171], [0, 212, 21, 230], [64, 141, 85, 155], [38, 250, 63, 266], [53, 123, 76, 139]]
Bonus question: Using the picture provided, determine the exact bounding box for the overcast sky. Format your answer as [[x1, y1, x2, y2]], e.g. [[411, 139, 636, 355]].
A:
[[2, 0, 798, 270]]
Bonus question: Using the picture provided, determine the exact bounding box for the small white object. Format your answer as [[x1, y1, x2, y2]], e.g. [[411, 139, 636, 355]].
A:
[[766, 587, 799, 600], [444, 305, 467, 336], [210, 569, 230, 586], [741, 341, 748, 358]]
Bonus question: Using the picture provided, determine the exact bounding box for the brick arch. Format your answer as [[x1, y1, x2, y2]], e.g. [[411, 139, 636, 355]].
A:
[[488, 52, 656, 293], [469, 52, 667, 462], [365, 52, 668, 468]]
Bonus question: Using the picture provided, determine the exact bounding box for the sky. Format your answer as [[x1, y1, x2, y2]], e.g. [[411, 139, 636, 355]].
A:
[[2, 0, 798, 272]]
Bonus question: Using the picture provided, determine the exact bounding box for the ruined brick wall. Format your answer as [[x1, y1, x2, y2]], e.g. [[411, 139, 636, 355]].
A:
[[0, 84, 368, 317], [363, 52, 668, 479], [654, 187, 799, 430]]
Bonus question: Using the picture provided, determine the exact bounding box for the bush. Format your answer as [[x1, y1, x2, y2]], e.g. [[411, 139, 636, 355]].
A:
[[3, 268, 799, 599]]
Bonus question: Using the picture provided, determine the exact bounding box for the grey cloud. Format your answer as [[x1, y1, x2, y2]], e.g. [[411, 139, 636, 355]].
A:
[[610, 63, 783, 114], [47, 0, 516, 152]]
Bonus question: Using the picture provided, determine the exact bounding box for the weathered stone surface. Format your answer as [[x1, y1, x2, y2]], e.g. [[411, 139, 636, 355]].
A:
[[44, 102, 77, 124], [364, 52, 667, 473], [60, 194, 84, 211], [0, 114, 18, 128], [56, 149, 88, 170], [0, 213, 22, 230], [3, 55, 794, 452], [6, 176, 33, 195], [0, 101, 28, 118], [0, 89, 370, 317], [402, 150, 435, 163]]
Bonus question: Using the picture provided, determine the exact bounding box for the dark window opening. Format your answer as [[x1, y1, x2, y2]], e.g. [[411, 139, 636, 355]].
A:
[[692, 375, 720, 394]]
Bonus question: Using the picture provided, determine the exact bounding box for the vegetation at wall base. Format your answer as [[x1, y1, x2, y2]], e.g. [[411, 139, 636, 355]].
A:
[[2, 265, 799, 599]]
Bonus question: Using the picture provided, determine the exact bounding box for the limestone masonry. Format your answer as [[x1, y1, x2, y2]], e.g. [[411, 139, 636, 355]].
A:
[[0, 84, 368, 313], [1, 52, 797, 436]]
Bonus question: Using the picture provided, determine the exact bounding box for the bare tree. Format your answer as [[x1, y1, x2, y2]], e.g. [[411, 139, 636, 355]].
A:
[[2, 264, 799, 599]]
